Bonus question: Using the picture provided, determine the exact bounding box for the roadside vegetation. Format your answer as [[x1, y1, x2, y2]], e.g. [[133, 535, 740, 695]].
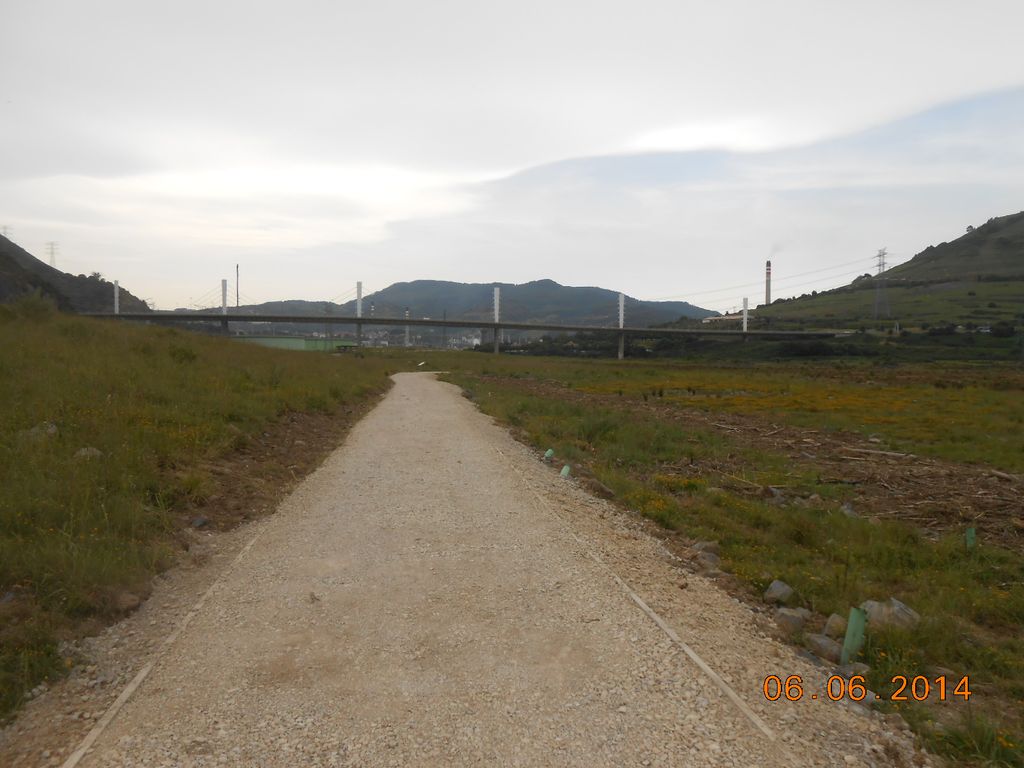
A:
[[431, 350, 1024, 766], [0, 296, 405, 718]]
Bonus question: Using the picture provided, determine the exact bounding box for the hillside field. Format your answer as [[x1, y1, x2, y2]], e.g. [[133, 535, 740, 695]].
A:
[[757, 211, 1024, 330], [757, 278, 1024, 329]]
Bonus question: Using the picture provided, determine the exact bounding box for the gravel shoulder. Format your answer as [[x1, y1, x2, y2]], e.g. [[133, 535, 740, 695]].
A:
[[1, 373, 929, 767]]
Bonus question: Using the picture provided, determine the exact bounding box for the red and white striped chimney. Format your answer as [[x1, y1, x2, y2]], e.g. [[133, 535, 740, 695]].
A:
[[765, 260, 772, 306]]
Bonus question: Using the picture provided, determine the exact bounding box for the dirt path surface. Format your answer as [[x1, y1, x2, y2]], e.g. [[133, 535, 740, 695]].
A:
[[3, 373, 927, 767]]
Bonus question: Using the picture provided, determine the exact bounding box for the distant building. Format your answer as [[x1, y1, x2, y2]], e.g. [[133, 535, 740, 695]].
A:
[[701, 313, 750, 324]]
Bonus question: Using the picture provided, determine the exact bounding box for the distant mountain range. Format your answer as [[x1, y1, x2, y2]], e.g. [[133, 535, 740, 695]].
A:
[[0, 236, 149, 313], [187, 279, 715, 326], [757, 211, 1024, 327]]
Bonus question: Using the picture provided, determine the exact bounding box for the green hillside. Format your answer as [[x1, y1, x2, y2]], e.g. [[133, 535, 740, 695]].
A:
[[887, 211, 1024, 282], [0, 236, 150, 313], [758, 212, 1024, 329]]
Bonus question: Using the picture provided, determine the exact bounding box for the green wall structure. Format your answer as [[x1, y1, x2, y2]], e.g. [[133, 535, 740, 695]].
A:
[[239, 336, 358, 352]]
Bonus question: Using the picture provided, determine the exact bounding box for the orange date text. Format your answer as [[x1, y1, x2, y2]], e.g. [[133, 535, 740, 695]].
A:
[[762, 674, 972, 703]]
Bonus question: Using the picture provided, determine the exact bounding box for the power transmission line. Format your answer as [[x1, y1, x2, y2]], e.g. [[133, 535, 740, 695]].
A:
[[651, 256, 874, 301], [873, 247, 890, 319]]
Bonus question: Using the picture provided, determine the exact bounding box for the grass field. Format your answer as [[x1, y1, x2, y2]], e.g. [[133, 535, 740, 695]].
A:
[[428, 350, 1024, 766], [0, 298, 410, 718]]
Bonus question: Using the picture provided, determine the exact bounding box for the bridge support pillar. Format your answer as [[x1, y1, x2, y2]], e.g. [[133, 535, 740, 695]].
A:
[[618, 332, 625, 360], [494, 326, 500, 354]]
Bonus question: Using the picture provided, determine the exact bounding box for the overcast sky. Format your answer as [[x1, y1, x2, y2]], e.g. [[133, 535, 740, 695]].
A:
[[2, 0, 1023, 312]]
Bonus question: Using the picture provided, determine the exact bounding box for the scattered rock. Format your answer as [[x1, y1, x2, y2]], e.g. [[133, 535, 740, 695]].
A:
[[114, 592, 141, 613], [861, 597, 920, 631], [1, 590, 16, 604], [20, 421, 59, 442], [581, 477, 615, 499], [693, 540, 720, 555], [861, 600, 886, 625], [696, 551, 721, 572], [763, 579, 794, 604], [190, 515, 209, 529], [840, 501, 858, 518], [805, 633, 842, 663], [774, 607, 807, 635], [824, 612, 847, 638], [887, 598, 921, 630], [74, 446, 103, 460]]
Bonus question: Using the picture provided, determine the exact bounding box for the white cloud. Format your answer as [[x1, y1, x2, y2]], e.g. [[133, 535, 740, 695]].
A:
[[2, 1, 1024, 308]]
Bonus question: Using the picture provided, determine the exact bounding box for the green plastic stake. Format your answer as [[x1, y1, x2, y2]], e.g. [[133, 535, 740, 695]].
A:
[[840, 607, 866, 666], [543, 449, 555, 462], [560, 465, 571, 478], [966, 527, 977, 550]]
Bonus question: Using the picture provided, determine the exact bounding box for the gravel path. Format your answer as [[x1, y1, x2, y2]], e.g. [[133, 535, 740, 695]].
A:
[[11, 372, 928, 767]]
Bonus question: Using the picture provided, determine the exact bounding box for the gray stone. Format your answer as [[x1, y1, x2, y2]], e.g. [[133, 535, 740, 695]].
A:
[[824, 612, 847, 638], [693, 540, 720, 555], [887, 598, 920, 630], [763, 579, 794, 604], [697, 552, 721, 571], [774, 607, 807, 635], [581, 477, 615, 499], [805, 633, 842, 663], [861, 597, 920, 631], [190, 515, 209, 529], [21, 421, 58, 442], [840, 501, 858, 518], [74, 446, 103, 460], [861, 599, 887, 626]]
